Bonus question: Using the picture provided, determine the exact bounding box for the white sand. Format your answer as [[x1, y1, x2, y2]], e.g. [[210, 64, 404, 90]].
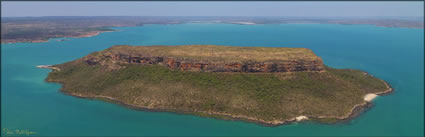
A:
[[296, 116, 309, 121], [36, 65, 60, 71], [364, 94, 378, 102]]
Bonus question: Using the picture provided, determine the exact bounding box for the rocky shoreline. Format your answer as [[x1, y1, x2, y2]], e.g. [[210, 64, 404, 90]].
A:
[[41, 64, 393, 126]]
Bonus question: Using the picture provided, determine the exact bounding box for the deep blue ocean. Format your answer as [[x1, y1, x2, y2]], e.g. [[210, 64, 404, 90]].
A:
[[1, 23, 424, 136]]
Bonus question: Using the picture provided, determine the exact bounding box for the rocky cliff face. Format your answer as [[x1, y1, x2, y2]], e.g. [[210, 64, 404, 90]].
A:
[[84, 52, 325, 73]]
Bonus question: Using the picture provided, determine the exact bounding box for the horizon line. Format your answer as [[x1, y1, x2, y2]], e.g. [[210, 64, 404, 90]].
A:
[[2, 15, 424, 18]]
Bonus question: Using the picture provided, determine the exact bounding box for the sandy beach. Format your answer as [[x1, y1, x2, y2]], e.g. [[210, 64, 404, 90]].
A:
[[36, 65, 60, 71], [364, 94, 378, 102]]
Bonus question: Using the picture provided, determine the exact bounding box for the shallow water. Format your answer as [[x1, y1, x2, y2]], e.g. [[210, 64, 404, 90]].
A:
[[1, 23, 423, 136]]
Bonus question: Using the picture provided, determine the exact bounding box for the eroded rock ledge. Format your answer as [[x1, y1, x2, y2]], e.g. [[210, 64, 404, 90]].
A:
[[83, 45, 325, 72]]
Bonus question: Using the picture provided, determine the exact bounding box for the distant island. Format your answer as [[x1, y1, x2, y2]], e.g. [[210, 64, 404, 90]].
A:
[[42, 45, 392, 125], [2, 16, 423, 44]]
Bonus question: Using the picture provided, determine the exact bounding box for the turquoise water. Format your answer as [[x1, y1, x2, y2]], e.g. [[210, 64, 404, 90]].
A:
[[1, 23, 424, 136]]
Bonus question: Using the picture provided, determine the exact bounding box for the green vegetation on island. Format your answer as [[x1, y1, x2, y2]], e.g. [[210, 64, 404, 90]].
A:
[[45, 45, 391, 125]]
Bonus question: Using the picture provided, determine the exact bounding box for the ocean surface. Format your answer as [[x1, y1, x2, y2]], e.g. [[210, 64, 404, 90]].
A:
[[1, 23, 424, 136]]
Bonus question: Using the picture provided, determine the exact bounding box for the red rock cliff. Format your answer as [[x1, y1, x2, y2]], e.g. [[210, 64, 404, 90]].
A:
[[83, 45, 325, 73]]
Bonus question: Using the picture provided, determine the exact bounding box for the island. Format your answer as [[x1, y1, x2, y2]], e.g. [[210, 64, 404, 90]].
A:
[[43, 45, 392, 125]]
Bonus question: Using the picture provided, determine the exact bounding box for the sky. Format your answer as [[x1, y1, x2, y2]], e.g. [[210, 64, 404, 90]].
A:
[[1, 2, 424, 17]]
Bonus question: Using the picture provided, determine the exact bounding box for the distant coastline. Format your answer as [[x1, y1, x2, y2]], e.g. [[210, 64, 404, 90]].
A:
[[2, 23, 421, 45], [2, 16, 423, 45], [1, 30, 114, 44]]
